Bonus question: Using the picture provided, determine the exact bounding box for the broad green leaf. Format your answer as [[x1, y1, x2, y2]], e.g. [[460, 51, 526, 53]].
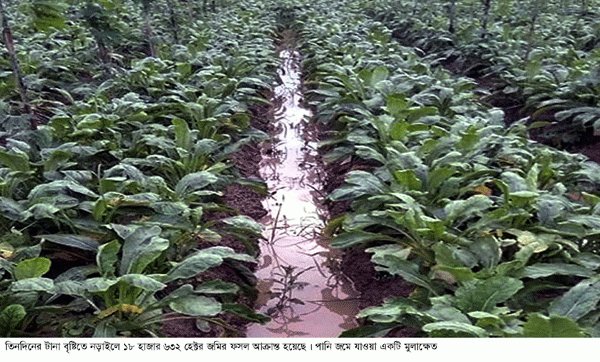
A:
[[175, 172, 218, 197], [444, 195, 493, 224], [329, 171, 387, 201], [169, 296, 221, 316], [53, 281, 86, 296], [427, 167, 457, 191], [455, 276, 523, 312], [389, 120, 409, 141], [376, 255, 436, 293], [427, 305, 471, 324], [165, 254, 223, 282], [407, 106, 438, 122], [29, 180, 98, 199], [222, 215, 262, 235], [0, 151, 30, 172], [172, 118, 191, 150], [11, 277, 54, 292], [0, 305, 26, 336], [28, 204, 60, 220], [97, 240, 121, 277], [199, 247, 256, 263], [370, 66, 389, 86], [468, 311, 503, 328], [118, 226, 169, 275], [339, 324, 394, 338], [523, 313, 586, 337], [386, 94, 408, 116], [549, 279, 600, 321], [196, 280, 239, 295], [14, 257, 51, 280], [393, 170, 422, 191], [93, 320, 117, 338], [0, 197, 27, 221], [357, 298, 423, 323], [119, 274, 166, 292], [469, 237, 501, 269], [572, 253, 600, 270], [457, 127, 479, 150], [366, 244, 412, 264], [83, 277, 120, 293], [28, 0, 67, 31]]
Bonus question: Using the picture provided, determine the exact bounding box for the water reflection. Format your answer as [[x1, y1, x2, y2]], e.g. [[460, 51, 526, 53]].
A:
[[246, 50, 361, 338]]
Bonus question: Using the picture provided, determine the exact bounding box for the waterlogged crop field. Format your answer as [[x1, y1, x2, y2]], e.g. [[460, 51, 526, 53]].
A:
[[1, 0, 600, 338]]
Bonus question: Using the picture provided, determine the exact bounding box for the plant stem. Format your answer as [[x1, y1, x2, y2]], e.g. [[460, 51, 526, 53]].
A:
[[0, 0, 33, 127]]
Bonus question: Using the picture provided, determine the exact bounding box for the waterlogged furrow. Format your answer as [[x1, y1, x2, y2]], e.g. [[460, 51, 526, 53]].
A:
[[246, 49, 360, 338]]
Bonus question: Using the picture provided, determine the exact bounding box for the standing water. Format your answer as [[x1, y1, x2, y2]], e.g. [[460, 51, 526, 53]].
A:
[[246, 49, 360, 337]]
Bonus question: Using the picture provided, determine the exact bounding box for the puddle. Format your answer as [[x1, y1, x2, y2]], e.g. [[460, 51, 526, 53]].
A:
[[246, 49, 361, 337]]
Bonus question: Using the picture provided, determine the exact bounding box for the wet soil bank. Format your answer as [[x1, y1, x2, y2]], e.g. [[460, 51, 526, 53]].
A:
[[162, 102, 271, 337]]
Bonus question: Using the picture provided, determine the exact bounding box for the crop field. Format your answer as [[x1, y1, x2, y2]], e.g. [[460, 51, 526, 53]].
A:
[[0, 0, 599, 338]]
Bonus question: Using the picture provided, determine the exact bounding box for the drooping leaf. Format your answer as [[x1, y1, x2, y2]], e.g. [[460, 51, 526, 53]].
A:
[[222, 303, 270, 323], [518, 263, 594, 279], [331, 230, 395, 248], [172, 118, 192, 150], [38, 234, 100, 252], [329, 171, 387, 201], [423, 321, 488, 337]]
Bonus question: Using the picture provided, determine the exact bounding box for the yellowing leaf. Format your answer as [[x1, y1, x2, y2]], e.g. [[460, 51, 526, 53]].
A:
[[97, 304, 144, 320], [0, 243, 14, 259], [516, 231, 536, 246], [474, 185, 492, 196]]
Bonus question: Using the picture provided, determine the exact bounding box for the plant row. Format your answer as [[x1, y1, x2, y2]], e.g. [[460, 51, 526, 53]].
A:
[[360, 0, 600, 146], [294, 0, 600, 337], [0, 0, 277, 337]]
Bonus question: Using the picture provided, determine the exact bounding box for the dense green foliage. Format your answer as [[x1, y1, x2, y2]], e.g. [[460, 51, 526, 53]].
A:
[[0, 0, 276, 337], [292, 0, 600, 337], [362, 0, 600, 145], [2, 0, 600, 338]]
